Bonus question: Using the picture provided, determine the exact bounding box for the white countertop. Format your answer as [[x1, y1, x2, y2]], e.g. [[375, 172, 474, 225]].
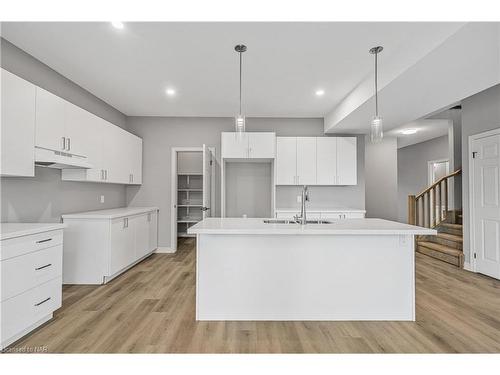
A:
[[0, 223, 67, 241], [188, 217, 436, 235], [276, 207, 366, 213], [62, 206, 159, 220]]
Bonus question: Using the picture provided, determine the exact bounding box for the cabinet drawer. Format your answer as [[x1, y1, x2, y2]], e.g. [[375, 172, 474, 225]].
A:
[[1, 277, 62, 343], [0, 230, 63, 261], [1, 245, 63, 301]]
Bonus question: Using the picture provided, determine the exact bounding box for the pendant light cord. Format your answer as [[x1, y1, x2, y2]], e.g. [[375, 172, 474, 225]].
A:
[[239, 51, 242, 116], [374, 51, 378, 117]]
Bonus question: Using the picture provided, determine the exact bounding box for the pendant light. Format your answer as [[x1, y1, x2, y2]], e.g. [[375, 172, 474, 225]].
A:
[[369, 46, 384, 143], [234, 44, 247, 134]]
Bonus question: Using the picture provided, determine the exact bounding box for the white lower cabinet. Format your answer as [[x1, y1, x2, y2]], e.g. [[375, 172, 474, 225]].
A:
[[0, 227, 64, 350], [62, 207, 159, 284]]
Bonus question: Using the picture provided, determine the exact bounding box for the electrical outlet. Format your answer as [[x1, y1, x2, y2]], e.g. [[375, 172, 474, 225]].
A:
[[297, 195, 302, 203], [100, 195, 105, 203]]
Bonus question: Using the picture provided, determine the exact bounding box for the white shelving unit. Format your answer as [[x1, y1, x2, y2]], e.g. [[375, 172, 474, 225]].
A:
[[177, 168, 203, 238]]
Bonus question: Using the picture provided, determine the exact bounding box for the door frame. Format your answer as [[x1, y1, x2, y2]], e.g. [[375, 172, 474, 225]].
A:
[[170, 146, 216, 252], [427, 158, 450, 186], [468, 127, 500, 272]]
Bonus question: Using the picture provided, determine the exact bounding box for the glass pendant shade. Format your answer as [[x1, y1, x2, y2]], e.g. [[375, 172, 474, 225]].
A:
[[235, 114, 246, 134], [370, 115, 383, 143]]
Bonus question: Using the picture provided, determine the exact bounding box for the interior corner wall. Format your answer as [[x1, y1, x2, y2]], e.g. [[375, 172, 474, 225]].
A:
[[1, 38, 128, 223], [397, 135, 449, 223], [365, 136, 398, 221], [461, 84, 500, 265]]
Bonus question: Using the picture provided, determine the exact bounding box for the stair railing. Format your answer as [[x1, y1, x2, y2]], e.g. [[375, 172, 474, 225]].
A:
[[408, 169, 461, 228]]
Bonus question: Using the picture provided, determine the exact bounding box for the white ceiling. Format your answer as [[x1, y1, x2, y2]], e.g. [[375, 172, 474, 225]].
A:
[[387, 119, 450, 149], [1, 22, 465, 118]]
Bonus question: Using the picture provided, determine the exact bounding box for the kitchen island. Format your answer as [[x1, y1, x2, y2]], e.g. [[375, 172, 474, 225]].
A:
[[188, 217, 435, 321]]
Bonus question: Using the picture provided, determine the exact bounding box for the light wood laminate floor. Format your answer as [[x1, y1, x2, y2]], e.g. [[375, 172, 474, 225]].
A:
[[6, 238, 500, 353]]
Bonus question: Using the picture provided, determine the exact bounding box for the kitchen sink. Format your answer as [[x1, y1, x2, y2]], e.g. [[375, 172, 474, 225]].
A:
[[263, 219, 333, 225]]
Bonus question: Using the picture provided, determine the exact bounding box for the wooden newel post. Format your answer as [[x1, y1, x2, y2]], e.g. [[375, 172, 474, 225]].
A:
[[408, 195, 416, 225]]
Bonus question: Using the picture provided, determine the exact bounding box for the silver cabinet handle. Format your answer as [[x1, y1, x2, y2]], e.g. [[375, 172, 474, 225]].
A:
[[105, 170, 108, 180], [131, 174, 133, 183], [35, 263, 52, 271], [67, 137, 71, 151], [35, 297, 51, 307], [61, 137, 66, 150], [101, 170, 104, 180]]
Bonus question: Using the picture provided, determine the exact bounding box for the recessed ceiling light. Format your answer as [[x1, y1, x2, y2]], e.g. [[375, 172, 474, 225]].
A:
[[111, 21, 124, 30], [165, 88, 176, 96], [315, 89, 325, 97], [401, 128, 418, 135]]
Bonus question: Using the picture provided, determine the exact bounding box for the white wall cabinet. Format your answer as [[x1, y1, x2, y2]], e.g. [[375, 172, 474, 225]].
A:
[[221, 132, 275, 159], [1, 226, 64, 350], [62, 207, 158, 284], [276, 136, 357, 186], [1, 69, 36, 177]]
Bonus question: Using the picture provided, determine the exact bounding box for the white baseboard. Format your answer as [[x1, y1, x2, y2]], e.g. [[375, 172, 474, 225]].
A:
[[463, 262, 473, 271], [155, 246, 176, 254]]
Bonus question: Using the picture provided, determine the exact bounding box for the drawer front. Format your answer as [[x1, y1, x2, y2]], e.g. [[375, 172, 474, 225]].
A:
[[1, 245, 63, 301], [0, 230, 63, 261], [1, 277, 62, 342]]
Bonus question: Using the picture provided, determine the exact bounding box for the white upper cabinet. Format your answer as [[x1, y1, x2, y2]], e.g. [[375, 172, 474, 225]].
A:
[[276, 136, 357, 186], [221, 132, 275, 159], [35, 87, 67, 152], [221, 132, 249, 158], [337, 137, 357, 185], [64, 102, 94, 157], [296, 137, 317, 185], [248, 133, 276, 158], [276, 137, 297, 185], [316, 137, 337, 185], [1, 69, 36, 177]]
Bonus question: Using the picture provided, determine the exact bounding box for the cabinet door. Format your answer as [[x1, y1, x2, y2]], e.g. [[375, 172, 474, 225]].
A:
[[105, 126, 130, 184], [35, 87, 66, 151], [110, 218, 135, 275], [64, 102, 92, 157], [337, 137, 357, 185], [148, 211, 158, 252], [221, 132, 249, 158], [133, 214, 150, 260], [248, 133, 275, 158], [296, 137, 316, 185], [316, 137, 337, 185], [1, 69, 36, 177], [129, 134, 143, 184], [276, 137, 297, 185], [85, 116, 108, 182]]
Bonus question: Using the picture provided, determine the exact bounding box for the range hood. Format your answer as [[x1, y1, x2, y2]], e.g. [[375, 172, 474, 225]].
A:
[[35, 147, 92, 169]]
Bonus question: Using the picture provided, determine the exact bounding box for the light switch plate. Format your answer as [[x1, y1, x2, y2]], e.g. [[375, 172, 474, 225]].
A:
[[100, 195, 105, 203]]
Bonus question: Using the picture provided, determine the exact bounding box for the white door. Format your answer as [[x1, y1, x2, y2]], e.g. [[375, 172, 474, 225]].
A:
[[221, 132, 248, 158], [35, 87, 66, 151], [1, 69, 36, 177], [296, 137, 317, 185], [316, 137, 337, 185], [248, 133, 275, 158], [64, 102, 91, 157], [110, 217, 135, 275], [276, 137, 297, 185], [202, 144, 212, 219], [472, 131, 500, 279], [337, 137, 357, 185]]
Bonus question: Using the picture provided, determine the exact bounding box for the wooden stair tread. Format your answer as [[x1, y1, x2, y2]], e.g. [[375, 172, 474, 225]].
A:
[[436, 232, 463, 242], [440, 223, 463, 229], [417, 241, 463, 257]]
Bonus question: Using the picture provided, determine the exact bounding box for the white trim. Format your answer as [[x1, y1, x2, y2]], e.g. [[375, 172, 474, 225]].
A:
[[463, 262, 473, 272], [155, 246, 176, 254], [170, 147, 204, 252], [468, 127, 500, 273]]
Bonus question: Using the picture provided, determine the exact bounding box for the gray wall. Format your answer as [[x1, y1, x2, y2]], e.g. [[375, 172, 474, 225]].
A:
[[365, 136, 398, 220], [1, 38, 128, 223], [397, 135, 449, 223], [461, 84, 500, 264], [125, 117, 365, 248]]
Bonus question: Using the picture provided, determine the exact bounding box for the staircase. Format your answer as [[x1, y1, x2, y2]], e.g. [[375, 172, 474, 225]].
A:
[[408, 169, 464, 268]]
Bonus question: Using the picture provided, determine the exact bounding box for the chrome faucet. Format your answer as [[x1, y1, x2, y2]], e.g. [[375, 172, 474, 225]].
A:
[[294, 185, 309, 225]]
